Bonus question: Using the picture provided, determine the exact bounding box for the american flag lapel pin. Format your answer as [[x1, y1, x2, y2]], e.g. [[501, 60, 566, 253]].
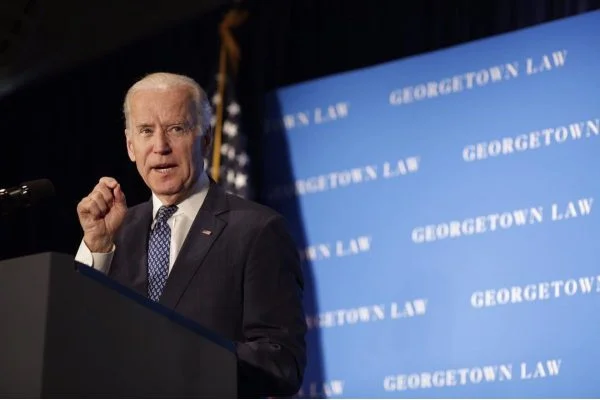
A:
[[201, 229, 212, 236]]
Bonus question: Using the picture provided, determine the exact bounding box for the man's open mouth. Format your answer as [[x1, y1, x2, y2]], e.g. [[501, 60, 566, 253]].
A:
[[152, 164, 177, 173]]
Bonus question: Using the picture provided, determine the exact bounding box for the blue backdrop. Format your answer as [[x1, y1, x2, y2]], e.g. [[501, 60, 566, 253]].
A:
[[261, 10, 600, 398]]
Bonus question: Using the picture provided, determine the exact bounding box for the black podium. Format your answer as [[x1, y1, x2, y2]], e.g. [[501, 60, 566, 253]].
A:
[[0, 252, 237, 398]]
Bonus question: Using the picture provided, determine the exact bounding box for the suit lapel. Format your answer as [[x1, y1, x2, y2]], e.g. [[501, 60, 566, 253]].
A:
[[119, 200, 153, 295], [159, 182, 229, 309]]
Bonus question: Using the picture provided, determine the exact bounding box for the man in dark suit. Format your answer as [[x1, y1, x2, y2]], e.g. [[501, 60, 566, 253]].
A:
[[74, 72, 306, 398]]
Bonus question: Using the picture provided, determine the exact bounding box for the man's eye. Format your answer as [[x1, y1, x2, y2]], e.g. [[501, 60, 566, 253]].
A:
[[169, 125, 186, 134], [140, 128, 153, 135]]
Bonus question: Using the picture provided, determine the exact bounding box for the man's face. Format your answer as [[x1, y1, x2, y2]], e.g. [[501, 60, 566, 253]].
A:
[[126, 87, 209, 205]]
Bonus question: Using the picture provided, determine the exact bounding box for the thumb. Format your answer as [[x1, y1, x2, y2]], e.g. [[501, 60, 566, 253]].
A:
[[114, 184, 127, 207]]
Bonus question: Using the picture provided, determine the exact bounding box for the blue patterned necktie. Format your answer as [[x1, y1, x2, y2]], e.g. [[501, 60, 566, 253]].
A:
[[147, 205, 178, 302]]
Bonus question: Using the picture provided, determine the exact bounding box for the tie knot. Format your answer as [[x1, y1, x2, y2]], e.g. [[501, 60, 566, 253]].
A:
[[155, 205, 178, 223]]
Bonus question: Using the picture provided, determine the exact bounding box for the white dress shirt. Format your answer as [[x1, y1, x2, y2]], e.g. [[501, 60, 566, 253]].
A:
[[75, 172, 210, 275]]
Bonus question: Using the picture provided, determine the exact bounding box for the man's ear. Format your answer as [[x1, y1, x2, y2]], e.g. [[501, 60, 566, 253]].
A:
[[201, 127, 213, 154], [125, 131, 136, 162]]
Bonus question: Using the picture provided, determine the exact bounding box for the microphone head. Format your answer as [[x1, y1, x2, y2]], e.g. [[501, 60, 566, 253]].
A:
[[21, 179, 56, 206]]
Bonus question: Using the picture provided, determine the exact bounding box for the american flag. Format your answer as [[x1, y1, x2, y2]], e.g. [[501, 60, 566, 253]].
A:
[[207, 61, 251, 200]]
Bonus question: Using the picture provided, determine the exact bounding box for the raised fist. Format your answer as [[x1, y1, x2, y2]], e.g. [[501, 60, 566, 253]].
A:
[[76, 177, 127, 253]]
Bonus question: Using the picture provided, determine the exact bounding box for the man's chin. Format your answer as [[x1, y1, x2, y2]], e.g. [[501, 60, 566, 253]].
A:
[[145, 174, 195, 201], [149, 181, 183, 197]]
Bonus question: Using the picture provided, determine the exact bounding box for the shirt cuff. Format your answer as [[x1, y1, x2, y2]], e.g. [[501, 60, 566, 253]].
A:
[[74, 239, 115, 274]]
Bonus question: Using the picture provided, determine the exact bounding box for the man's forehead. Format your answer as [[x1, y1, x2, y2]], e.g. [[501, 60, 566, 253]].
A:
[[130, 86, 193, 104], [129, 87, 195, 118]]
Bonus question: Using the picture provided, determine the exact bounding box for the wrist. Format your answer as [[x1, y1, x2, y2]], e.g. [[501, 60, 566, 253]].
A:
[[84, 236, 114, 253]]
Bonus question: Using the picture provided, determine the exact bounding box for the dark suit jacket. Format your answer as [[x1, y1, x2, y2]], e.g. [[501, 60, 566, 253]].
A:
[[108, 180, 307, 398]]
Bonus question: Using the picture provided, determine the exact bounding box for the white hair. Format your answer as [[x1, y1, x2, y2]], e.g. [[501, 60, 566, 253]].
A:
[[123, 72, 212, 136]]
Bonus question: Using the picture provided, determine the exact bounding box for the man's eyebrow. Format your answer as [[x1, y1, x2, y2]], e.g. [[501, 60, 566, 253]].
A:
[[135, 123, 153, 129]]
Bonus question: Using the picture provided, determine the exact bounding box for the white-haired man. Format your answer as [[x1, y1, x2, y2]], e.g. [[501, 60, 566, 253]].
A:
[[75, 72, 306, 397]]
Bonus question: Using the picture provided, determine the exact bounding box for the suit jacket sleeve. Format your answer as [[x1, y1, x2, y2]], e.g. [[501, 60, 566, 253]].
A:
[[235, 214, 307, 398]]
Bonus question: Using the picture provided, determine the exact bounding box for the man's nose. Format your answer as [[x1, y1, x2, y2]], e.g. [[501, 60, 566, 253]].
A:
[[152, 130, 171, 154]]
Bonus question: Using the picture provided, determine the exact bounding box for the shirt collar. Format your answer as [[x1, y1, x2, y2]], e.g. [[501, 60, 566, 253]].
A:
[[151, 171, 210, 221]]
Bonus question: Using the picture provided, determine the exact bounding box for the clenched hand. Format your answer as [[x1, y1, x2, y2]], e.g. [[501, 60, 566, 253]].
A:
[[77, 177, 127, 253]]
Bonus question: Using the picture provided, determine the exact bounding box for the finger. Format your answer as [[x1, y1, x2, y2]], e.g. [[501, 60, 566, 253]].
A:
[[92, 183, 115, 205], [88, 192, 109, 215], [77, 197, 91, 216], [114, 184, 127, 206], [86, 198, 106, 219], [98, 177, 119, 189], [78, 197, 104, 220]]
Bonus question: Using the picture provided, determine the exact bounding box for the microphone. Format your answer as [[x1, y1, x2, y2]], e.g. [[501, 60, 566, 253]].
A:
[[0, 179, 56, 216]]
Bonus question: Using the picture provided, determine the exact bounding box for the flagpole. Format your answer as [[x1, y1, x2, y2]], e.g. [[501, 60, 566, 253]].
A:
[[211, 8, 248, 183]]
